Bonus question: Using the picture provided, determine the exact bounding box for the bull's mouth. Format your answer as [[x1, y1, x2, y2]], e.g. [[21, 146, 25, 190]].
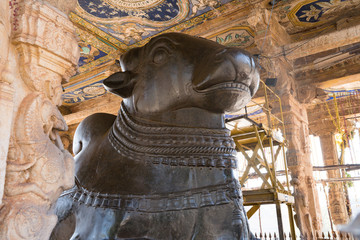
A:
[[193, 54, 255, 95], [195, 81, 250, 93]]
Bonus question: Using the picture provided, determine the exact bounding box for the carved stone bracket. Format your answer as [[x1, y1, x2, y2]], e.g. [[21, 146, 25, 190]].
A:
[[297, 86, 328, 105], [1, 201, 58, 240], [11, 0, 79, 105], [309, 119, 337, 136], [247, 6, 291, 56]]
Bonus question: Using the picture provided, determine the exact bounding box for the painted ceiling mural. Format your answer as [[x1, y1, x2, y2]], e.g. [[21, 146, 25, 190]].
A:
[[63, 0, 238, 104], [278, 0, 360, 36], [74, 0, 232, 46], [75, 27, 119, 73], [63, 81, 107, 104], [62, 0, 360, 105], [208, 26, 255, 48]]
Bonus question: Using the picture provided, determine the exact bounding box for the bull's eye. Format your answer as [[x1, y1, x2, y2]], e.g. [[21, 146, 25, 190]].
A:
[[153, 48, 169, 64]]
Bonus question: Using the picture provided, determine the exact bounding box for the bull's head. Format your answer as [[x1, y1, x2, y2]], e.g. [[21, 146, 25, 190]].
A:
[[104, 33, 259, 117]]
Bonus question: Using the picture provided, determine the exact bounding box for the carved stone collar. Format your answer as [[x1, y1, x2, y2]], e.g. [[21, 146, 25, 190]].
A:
[[108, 104, 238, 169]]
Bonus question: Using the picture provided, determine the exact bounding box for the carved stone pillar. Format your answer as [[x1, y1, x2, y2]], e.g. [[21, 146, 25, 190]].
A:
[[309, 120, 349, 225], [0, 0, 14, 206], [280, 93, 322, 237], [0, 1, 79, 239], [246, 6, 322, 236]]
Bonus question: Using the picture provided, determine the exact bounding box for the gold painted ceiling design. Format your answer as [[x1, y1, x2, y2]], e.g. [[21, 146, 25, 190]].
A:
[[62, 0, 360, 105], [277, 0, 360, 37]]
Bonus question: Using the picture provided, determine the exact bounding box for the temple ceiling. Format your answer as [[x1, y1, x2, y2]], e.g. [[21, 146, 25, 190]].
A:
[[62, 0, 360, 106]]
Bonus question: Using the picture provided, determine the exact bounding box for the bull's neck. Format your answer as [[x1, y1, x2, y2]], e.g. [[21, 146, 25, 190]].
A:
[[123, 104, 225, 129], [117, 102, 228, 134]]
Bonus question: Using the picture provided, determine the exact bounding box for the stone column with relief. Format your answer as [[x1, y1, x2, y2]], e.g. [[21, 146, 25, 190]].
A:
[[245, 5, 322, 237], [309, 119, 349, 225], [280, 93, 322, 237], [0, 1, 79, 239]]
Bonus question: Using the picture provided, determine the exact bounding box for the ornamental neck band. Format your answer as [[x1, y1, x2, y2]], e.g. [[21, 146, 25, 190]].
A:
[[108, 103, 238, 169]]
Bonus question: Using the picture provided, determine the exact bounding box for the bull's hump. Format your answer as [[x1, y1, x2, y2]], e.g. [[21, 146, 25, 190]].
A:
[[73, 113, 116, 154]]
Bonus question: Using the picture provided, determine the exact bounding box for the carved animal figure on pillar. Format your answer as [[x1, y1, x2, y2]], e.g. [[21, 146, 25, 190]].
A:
[[53, 33, 260, 240]]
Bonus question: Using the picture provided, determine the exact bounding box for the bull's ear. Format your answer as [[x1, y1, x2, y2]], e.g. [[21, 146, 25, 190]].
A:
[[103, 71, 135, 98]]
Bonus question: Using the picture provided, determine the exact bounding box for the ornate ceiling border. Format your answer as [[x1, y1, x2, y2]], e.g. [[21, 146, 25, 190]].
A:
[[63, 80, 108, 104], [103, 0, 165, 10], [70, 0, 238, 51], [63, 66, 115, 105], [76, 27, 117, 53], [127, 0, 240, 48], [75, 0, 190, 28], [76, 27, 120, 73], [206, 26, 255, 48], [64, 71, 108, 93], [288, 0, 347, 27], [70, 12, 126, 49], [64, 60, 117, 87], [78, 51, 119, 73]]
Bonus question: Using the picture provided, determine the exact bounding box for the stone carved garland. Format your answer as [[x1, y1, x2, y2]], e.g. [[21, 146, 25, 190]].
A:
[[0, 0, 79, 239]]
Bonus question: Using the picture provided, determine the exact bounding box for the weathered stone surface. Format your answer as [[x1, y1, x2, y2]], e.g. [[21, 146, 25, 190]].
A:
[[44, 0, 77, 15], [0, 83, 14, 206], [285, 24, 360, 60], [280, 93, 322, 236], [270, 75, 322, 236], [0, 0, 10, 77], [0, 0, 79, 239], [250, 18, 324, 235], [0, 0, 14, 207], [63, 93, 122, 126]]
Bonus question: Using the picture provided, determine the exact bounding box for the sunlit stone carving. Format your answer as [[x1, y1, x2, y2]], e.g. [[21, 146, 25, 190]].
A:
[[0, 1, 79, 239]]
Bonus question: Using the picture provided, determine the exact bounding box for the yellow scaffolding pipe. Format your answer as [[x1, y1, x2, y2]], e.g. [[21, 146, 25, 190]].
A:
[[230, 79, 295, 240]]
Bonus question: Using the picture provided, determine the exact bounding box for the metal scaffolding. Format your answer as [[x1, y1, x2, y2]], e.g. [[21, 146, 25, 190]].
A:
[[228, 80, 296, 239]]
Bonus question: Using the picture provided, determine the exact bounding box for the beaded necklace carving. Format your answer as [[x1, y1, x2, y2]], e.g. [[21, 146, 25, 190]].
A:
[[108, 104, 238, 169]]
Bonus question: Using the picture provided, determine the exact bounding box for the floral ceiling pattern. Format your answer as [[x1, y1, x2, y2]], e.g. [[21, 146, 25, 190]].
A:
[[288, 0, 347, 26], [75, 0, 232, 46], [208, 26, 255, 48]]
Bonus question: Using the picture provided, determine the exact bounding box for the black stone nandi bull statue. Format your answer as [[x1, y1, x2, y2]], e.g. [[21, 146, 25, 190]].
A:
[[52, 33, 260, 240]]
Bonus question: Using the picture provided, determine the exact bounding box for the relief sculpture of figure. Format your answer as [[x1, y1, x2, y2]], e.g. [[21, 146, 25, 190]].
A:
[[52, 32, 260, 240]]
